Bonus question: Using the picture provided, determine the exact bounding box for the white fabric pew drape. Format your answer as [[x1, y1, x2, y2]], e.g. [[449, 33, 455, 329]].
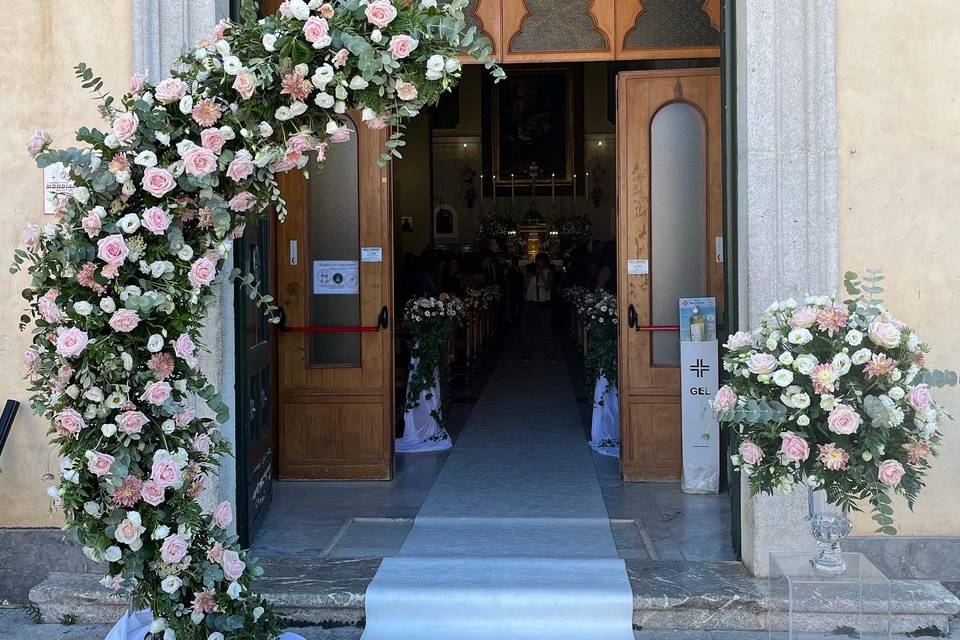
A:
[[396, 357, 452, 453], [104, 610, 307, 640], [589, 375, 620, 458]]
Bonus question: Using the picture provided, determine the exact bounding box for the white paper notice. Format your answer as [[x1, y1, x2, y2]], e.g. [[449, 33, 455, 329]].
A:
[[43, 163, 74, 214], [313, 260, 359, 295], [361, 247, 383, 263], [626, 259, 649, 275]]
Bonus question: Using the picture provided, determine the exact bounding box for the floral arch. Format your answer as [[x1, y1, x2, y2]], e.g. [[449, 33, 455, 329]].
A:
[[16, 0, 502, 637]]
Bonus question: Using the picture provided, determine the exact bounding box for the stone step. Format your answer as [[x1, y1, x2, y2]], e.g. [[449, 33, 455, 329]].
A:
[[28, 560, 960, 636]]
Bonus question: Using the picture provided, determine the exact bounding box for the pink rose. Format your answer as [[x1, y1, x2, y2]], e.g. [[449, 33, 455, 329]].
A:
[[87, 451, 115, 477], [193, 433, 212, 454], [56, 328, 89, 358], [364, 0, 397, 27], [108, 309, 140, 333], [779, 431, 810, 462], [232, 71, 257, 100], [395, 79, 418, 101], [712, 385, 738, 413], [22, 348, 39, 374], [789, 306, 818, 329], [38, 292, 61, 324], [738, 441, 764, 466], [228, 192, 256, 212], [225, 150, 255, 182], [746, 353, 778, 375], [55, 409, 86, 437], [160, 534, 189, 563], [97, 234, 129, 266], [200, 128, 227, 154], [129, 72, 146, 94], [22, 224, 41, 249], [302, 16, 330, 44], [908, 384, 932, 411], [188, 257, 217, 288], [141, 381, 172, 406], [118, 410, 149, 435], [366, 116, 388, 130], [151, 458, 181, 489], [140, 479, 165, 506], [26, 129, 50, 157], [868, 320, 902, 349], [175, 409, 196, 427], [387, 34, 418, 59], [211, 501, 233, 529], [155, 78, 186, 104], [173, 334, 196, 360], [329, 126, 352, 143], [332, 48, 349, 68], [182, 144, 219, 178], [878, 459, 906, 487], [141, 206, 172, 235], [112, 112, 139, 144], [724, 331, 754, 350], [826, 404, 861, 435], [142, 167, 176, 198], [81, 213, 102, 238], [220, 549, 246, 580]]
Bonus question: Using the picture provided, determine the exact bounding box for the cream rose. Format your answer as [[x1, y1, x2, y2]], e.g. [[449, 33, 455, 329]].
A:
[[712, 385, 737, 412], [142, 167, 176, 198], [188, 257, 217, 288], [108, 309, 140, 333], [908, 383, 932, 411], [160, 534, 189, 564], [56, 328, 89, 358], [55, 409, 86, 437], [364, 0, 397, 27], [746, 353, 778, 375], [86, 451, 115, 477], [868, 320, 902, 349], [141, 206, 172, 235], [155, 78, 186, 104], [878, 459, 906, 486], [97, 234, 129, 266], [226, 150, 255, 181], [232, 71, 257, 100], [142, 381, 172, 406], [827, 403, 861, 435], [388, 34, 418, 59], [779, 431, 810, 462], [118, 410, 149, 435], [140, 480, 165, 506], [211, 501, 233, 529], [738, 441, 764, 466], [182, 144, 219, 178], [112, 112, 139, 144], [395, 79, 419, 101], [151, 458, 181, 489]]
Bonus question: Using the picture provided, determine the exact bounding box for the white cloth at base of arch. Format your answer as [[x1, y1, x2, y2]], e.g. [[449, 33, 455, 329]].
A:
[[396, 357, 452, 453], [104, 610, 307, 640], [589, 375, 620, 458]]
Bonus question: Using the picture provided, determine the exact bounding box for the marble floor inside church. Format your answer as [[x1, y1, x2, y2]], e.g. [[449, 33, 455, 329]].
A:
[[251, 334, 736, 563]]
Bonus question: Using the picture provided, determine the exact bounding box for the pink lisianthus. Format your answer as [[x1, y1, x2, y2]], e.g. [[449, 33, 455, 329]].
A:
[[789, 306, 818, 329], [878, 459, 906, 486], [154, 78, 186, 104], [22, 224, 41, 248], [712, 385, 737, 413], [87, 451, 115, 477], [387, 34, 418, 59], [817, 443, 850, 471], [129, 72, 146, 94], [364, 0, 397, 27], [140, 480, 166, 507], [908, 383, 932, 411], [142, 167, 177, 198], [228, 191, 256, 212], [779, 431, 810, 462], [746, 353, 778, 375], [193, 433, 212, 454], [55, 408, 86, 437], [233, 71, 258, 100], [56, 327, 89, 358], [220, 549, 246, 580], [118, 410, 149, 435], [81, 212, 102, 238], [211, 501, 233, 529], [226, 150, 255, 182], [738, 441, 764, 466], [151, 458, 181, 489], [188, 257, 217, 288], [332, 48, 349, 68], [26, 129, 51, 157], [826, 403, 861, 435], [108, 309, 140, 333], [141, 381, 172, 406], [97, 234, 129, 266], [160, 534, 189, 563], [182, 144, 219, 178], [111, 112, 139, 144]]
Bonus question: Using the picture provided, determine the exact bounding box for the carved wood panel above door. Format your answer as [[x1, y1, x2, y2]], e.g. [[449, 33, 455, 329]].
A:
[[615, 0, 721, 60], [501, 0, 616, 62]]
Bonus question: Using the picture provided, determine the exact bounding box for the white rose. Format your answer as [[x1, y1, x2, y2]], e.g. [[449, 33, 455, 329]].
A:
[[845, 329, 863, 346], [289, 101, 307, 117], [104, 134, 120, 149], [163, 629, 176, 640], [420, 0, 437, 7], [444, 57, 461, 74], [777, 352, 794, 366], [889, 386, 905, 400], [179, 94, 194, 115], [194, 48, 209, 61], [312, 64, 334, 88], [787, 328, 813, 345], [294, 63, 309, 77], [101, 423, 117, 437], [832, 353, 852, 376], [215, 39, 231, 56], [74, 301, 93, 316], [262, 33, 278, 51], [426, 67, 443, 81], [361, 107, 377, 121], [156, 131, 171, 146], [289, 0, 310, 19], [84, 501, 102, 517], [772, 369, 794, 387], [177, 244, 195, 261], [370, 29, 383, 43], [99, 297, 116, 313], [258, 121, 274, 138], [334, 100, 347, 114], [349, 76, 370, 90], [152, 525, 170, 540], [73, 186, 90, 204], [147, 334, 164, 353], [150, 618, 167, 634], [765, 337, 778, 350], [793, 354, 819, 375], [118, 213, 141, 234], [222, 56, 243, 75], [851, 348, 872, 365], [162, 420, 176, 435], [314, 92, 335, 108], [906, 332, 921, 353], [796, 415, 810, 426], [426, 54, 445, 74], [84, 387, 104, 402], [134, 150, 158, 167], [160, 575, 182, 594]]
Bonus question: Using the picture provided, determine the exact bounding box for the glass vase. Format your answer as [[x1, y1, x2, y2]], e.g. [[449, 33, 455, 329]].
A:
[[807, 487, 854, 575]]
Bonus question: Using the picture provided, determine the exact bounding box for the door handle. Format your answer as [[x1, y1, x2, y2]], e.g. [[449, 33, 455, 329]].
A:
[[627, 304, 638, 330], [377, 305, 390, 332]]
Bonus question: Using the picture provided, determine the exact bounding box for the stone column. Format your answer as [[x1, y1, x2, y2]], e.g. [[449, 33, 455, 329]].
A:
[[131, 0, 238, 531], [735, 0, 839, 576]]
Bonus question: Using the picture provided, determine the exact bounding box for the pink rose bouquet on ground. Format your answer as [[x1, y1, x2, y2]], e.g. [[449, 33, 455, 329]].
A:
[[714, 271, 956, 532]]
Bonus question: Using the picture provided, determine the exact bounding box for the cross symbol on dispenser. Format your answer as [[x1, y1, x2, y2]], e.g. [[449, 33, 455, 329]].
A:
[[690, 358, 710, 378]]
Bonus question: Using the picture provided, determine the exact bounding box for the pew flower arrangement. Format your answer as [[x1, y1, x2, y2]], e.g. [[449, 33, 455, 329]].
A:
[[582, 289, 618, 387], [402, 293, 465, 417], [714, 271, 956, 532], [16, 0, 501, 637]]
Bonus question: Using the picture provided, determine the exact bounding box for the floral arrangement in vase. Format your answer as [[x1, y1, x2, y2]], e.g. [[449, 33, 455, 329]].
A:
[[713, 271, 955, 571], [463, 285, 501, 311], [14, 0, 501, 636], [581, 289, 618, 387], [403, 293, 465, 419]]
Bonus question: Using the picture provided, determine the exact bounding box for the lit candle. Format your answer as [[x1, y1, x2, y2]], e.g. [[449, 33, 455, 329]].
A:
[[480, 173, 484, 209], [492, 175, 497, 213], [573, 173, 577, 207], [511, 174, 515, 211], [551, 173, 556, 207]]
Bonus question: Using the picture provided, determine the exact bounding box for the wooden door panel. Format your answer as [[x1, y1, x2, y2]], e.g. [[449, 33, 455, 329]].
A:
[[501, 0, 615, 62], [617, 69, 722, 481], [277, 117, 394, 480], [613, 0, 721, 61]]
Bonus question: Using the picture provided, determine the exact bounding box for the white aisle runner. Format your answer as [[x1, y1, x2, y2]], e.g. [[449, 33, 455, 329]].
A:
[[362, 336, 634, 640]]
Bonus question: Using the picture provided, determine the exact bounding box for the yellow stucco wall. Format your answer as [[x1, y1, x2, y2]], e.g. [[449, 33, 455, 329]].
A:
[[0, 2, 132, 526], [837, 2, 960, 535]]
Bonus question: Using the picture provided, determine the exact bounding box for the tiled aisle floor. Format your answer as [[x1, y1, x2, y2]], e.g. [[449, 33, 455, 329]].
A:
[[252, 331, 736, 563]]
